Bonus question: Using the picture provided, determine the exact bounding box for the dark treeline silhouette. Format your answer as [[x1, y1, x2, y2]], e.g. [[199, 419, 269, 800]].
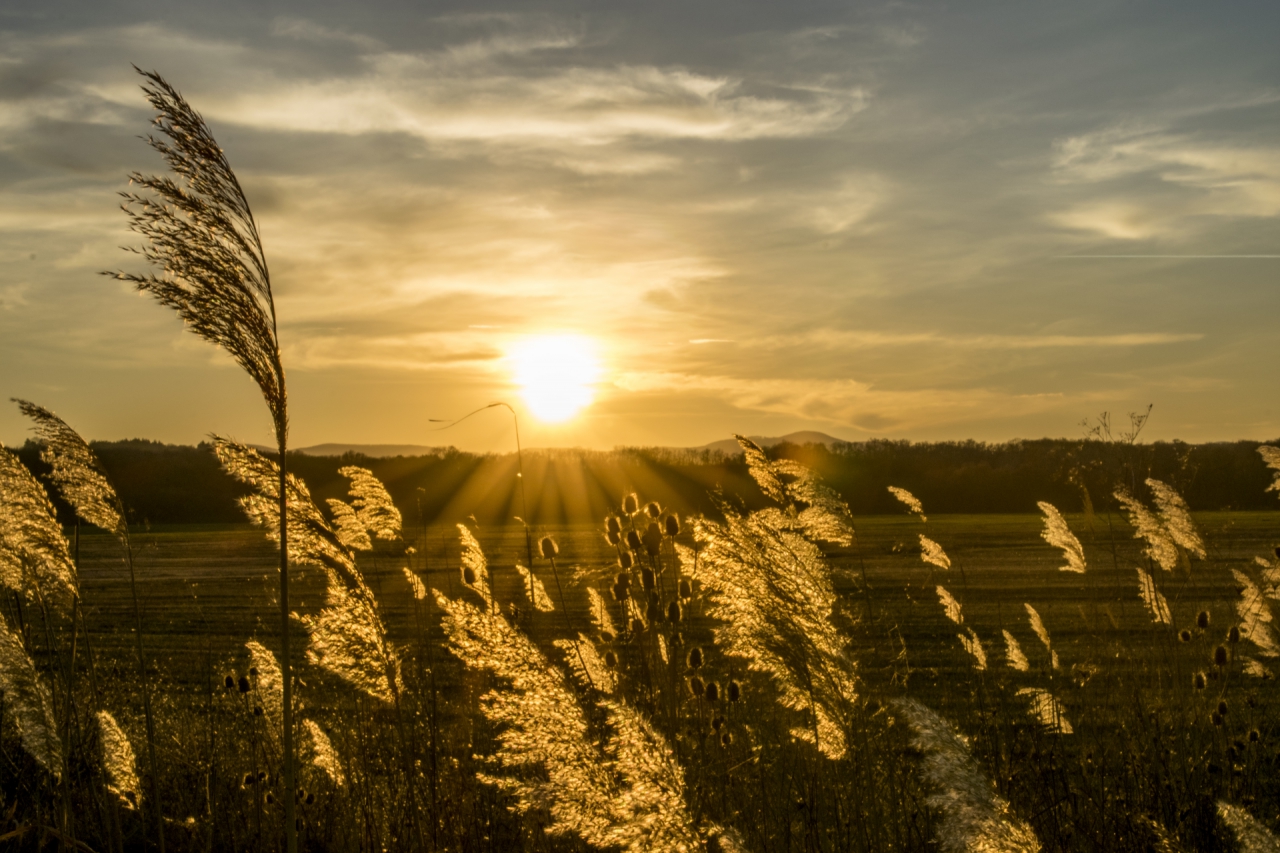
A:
[[13, 436, 1278, 528]]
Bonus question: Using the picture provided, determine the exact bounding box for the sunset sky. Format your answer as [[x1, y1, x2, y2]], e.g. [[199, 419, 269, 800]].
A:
[[0, 1, 1277, 452]]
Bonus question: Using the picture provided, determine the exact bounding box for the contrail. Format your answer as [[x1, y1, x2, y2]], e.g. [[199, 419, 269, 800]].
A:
[[1054, 254, 1280, 259]]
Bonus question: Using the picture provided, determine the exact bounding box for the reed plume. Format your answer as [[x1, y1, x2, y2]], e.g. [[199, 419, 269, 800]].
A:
[[1015, 688, 1072, 734], [937, 586, 963, 624], [517, 563, 555, 612], [895, 699, 1041, 853], [0, 443, 77, 606], [300, 719, 345, 787], [888, 486, 927, 522], [1036, 502, 1085, 573], [458, 523, 493, 608], [1136, 568, 1172, 625], [1217, 802, 1280, 853], [108, 68, 299, 849], [959, 629, 987, 671], [1144, 479, 1205, 559], [0, 622, 62, 779], [97, 710, 140, 807], [921, 535, 952, 570], [1115, 488, 1179, 572], [1232, 569, 1280, 658], [403, 567, 428, 601], [436, 590, 703, 850], [693, 438, 859, 759], [1003, 630, 1030, 672], [1024, 605, 1059, 670], [246, 640, 285, 739], [555, 634, 617, 694], [588, 587, 617, 638], [1258, 446, 1280, 496]]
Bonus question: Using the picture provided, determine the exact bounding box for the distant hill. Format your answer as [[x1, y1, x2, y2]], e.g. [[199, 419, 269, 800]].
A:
[[700, 431, 849, 455], [293, 443, 445, 458]]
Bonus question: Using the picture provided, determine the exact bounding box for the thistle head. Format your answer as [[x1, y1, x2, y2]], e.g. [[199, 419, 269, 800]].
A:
[[1197, 610, 1210, 630], [667, 601, 682, 623], [687, 648, 704, 669], [1228, 626, 1241, 644], [224, 674, 235, 689], [665, 514, 680, 537], [1179, 630, 1192, 643], [604, 650, 618, 668], [605, 515, 621, 535], [642, 568, 656, 592], [645, 501, 662, 519], [705, 681, 720, 702], [688, 676, 704, 697], [540, 536, 558, 559], [622, 493, 639, 515], [1194, 672, 1207, 690], [1215, 645, 1229, 667], [728, 681, 741, 702], [625, 530, 643, 551], [678, 578, 693, 599]]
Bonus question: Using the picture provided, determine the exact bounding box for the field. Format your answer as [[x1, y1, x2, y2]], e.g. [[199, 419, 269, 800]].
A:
[[40, 509, 1279, 852]]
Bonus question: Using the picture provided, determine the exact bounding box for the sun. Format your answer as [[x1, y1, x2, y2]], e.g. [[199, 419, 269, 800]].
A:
[[508, 335, 602, 423]]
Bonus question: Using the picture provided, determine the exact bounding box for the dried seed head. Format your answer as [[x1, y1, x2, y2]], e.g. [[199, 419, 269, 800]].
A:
[[728, 681, 741, 702], [647, 599, 663, 623], [258, 770, 267, 782], [642, 568, 656, 592], [603, 650, 618, 669], [626, 529, 643, 551], [630, 618, 645, 634], [605, 530, 621, 546], [463, 566, 477, 585], [1250, 729, 1261, 743], [611, 583, 627, 602], [1212, 711, 1224, 726], [1215, 645, 1229, 667], [606, 516, 622, 535], [640, 501, 659, 520], [623, 493, 639, 515], [644, 523, 662, 557], [721, 732, 733, 746], [667, 601, 682, 623], [1179, 630, 1192, 642], [254, 706, 264, 717], [705, 681, 720, 702], [678, 578, 692, 599], [238, 676, 251, 694], [1197, 610, 1211, 629], [243, 772, 255, 787], [224, 674, 235, 689], [1218, 699, 1229, 716], [1229, 626, 1241, 644], [665, 514, 680, 536], [688, 648, 704, 669], [1194, 672, 1207, 690], [618, 551, 634, 570], [305, 792, 316, 805], [688, 676, 704, 697], [711, 715, 724, 732], [540, 536, 558, 559], [266, 792, 275, 804]]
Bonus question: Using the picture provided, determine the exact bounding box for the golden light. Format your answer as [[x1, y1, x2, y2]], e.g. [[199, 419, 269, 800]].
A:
[[508, 335, 602, 423]]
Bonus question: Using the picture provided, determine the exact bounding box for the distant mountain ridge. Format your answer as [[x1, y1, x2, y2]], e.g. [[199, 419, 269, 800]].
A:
[[292, 443, 444, 458], [699, 431, 850, 456]]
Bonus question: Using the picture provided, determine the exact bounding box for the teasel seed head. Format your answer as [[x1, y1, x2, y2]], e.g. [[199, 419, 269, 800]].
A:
[[1218, 699, 1229, 716], [305, 792, 316, 805], [728, 681, 741, 702], [224, 674, 235, 689], [249, 666, 259, 677], [254, 706, 263, 717], [626, 530, 642, 551], [642, 568, 656, 592], [665, 514, 680, 537], [644, 522, 662, 556], [540, 536, 558, 559], [678, 578, 692, 599], [645, 501, 662, 519], [667, 601, 682, 623], [1250, 729, 1261, 743], [601, 630, 615, 643], [1212, 711, 1224, 727], [647, 599, 663, 623], [611, 583, 629, 602], [605, 529, 621, 546], [687, 648, 704, 669], [721, 732, 733, 746], [1215, 645, 1229, 667], [1179, 630, 1192, 643], [243, 773, 255, 787], [238, 676, 251, 694], [711, 715, 724, 732], [463, 566, 477, 585], [623, 493, 639, 515], [1194, 672, 1207, 690], [296, 787, 306, 802], [606, 515, 621, 535], [603, 650, 618, 669], [705, 681, 720, 702], [1229, 626, 1241, 644], [1198, 610, 1211, 629], [266, 792, 275, 805], [618, 551, 634, 570], [689, 676, 705, 697]]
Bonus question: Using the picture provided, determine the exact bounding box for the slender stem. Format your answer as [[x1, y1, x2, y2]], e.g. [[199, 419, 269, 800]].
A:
[[279, 434, 297, 853], [121, 535, 164, 853]]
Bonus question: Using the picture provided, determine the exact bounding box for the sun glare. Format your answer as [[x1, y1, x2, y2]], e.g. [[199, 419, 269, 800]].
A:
[[509, 335, 602, 423]]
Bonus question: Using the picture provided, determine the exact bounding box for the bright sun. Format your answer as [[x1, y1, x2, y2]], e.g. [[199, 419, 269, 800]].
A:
[[508, 335, 602, 423]]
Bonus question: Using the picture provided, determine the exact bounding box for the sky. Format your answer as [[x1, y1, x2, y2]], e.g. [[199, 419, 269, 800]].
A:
[[0, 0, 1277, 452]]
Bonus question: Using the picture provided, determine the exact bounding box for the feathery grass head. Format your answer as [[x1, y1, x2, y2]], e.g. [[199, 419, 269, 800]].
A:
[[246, 640, 284, 738], [1003, 630, 1029, 672], [888, 486, 926, 522], [1024, 604, 1059, 670], [403, 567, 427, 601], [1116, 488, 1179, 572], [555, 634, 616, 693], [97, 711, 141, 807], [107, 69, 286, 440], [1232, 568, 1279, 658], [339, 466, 401, 541], [516, 563, 555, 612], [457, 523, 493, 607], [958, 628, 987, 670], [302, 575, 402, 704], [14, 400, 126, 539], [300, 719, 345, 787], [0, 444, 78, 606], [1259, 446, 1280, 497], [937, 586, 963, 624], [1137, 568, 1173, 625], [0, 623, 62, 779], [1036, 502, 1086, 573], [1217, 802, 1280, 853], [1016, 688, 1073, 734], [736, 435, 856, 545], [921, 535, 952, 570], [894, 699, 1041, 853], [1145, 479, 1205, 559]]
